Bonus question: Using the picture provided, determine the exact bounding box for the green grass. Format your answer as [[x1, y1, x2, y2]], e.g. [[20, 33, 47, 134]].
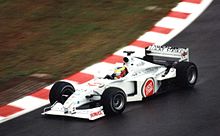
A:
[[0, 0, 179, 88]]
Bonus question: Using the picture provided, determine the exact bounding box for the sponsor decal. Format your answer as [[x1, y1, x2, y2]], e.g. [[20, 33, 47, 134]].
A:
[[142, 78, 154, 97], [147, 45, 187, 54], [88, 82, 101, 86], [90, 111, 103, 118], [88, 82, 104, 88]]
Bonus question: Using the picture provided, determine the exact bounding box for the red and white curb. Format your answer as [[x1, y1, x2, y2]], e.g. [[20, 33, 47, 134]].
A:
[[0, 0, 213, 123]]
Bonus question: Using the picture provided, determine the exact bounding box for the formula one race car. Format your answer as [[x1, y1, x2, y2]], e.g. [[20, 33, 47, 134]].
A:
[[42, 45, 198, 120]]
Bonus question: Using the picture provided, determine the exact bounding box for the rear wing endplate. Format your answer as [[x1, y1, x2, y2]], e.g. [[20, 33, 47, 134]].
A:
[[145, 45, 189, 62]]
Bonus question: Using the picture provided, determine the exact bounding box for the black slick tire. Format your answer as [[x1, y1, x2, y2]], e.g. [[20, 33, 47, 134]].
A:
[[49, 81, 75, 105], [175, 62, 198, 88], [101, 87, 126, 115]]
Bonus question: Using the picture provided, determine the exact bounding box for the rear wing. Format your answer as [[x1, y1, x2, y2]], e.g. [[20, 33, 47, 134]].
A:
[[145, 45, 189, 62]]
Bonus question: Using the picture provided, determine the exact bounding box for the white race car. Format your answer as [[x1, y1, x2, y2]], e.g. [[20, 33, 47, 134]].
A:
[[42, 45, 198, 120]]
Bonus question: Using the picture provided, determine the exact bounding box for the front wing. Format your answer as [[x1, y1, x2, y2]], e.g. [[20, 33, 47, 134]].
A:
[[42, 102, 105, 120]]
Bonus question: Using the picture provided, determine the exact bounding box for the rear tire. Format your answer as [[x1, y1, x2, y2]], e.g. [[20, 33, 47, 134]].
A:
[[49, 81, 75, 105], [101, 87, 126, 115], [175, 62, 198, 88]]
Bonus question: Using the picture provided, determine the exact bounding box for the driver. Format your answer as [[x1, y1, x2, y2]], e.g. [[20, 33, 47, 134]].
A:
[[112, 66, 128, 79], [104, 66, 128, 80]]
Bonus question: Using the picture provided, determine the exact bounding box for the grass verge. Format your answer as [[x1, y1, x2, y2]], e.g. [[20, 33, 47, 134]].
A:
[[0, 0, 179, 90]]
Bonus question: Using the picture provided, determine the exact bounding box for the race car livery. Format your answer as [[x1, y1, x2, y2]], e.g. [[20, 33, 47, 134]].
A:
[[42, 45, 198, 120]]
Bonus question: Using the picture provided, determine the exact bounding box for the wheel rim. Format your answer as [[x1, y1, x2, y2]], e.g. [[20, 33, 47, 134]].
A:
[[61, 86, 74, 103], [112, 93, 125, 111], [188, 67, 197, 84]]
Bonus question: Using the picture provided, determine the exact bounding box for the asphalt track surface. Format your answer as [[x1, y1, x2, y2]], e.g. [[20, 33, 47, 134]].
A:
[[1, 1, 220, 136]]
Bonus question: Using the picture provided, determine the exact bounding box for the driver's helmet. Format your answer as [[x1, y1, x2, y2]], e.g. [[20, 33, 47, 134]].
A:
[[113, 66, 128, 79]]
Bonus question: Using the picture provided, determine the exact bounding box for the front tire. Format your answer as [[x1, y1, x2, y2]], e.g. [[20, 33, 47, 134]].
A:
[[101, 87, 126, 115], [49, 81, 75, 105], [175, 62, 198, 88]]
